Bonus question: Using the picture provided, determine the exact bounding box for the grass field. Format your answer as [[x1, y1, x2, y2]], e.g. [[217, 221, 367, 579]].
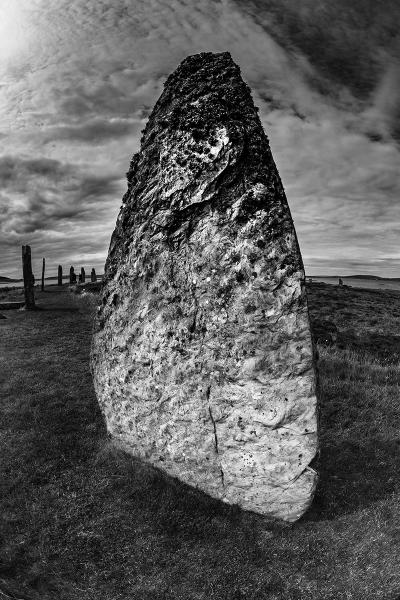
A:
[[0, 283, 399, 599]]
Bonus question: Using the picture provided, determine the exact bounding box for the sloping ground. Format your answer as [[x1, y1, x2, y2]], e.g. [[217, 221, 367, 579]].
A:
[[0, 285, 399, 599]]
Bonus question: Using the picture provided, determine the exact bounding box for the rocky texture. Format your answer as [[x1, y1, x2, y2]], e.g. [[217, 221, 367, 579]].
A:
[[91, 52, 318, 522]]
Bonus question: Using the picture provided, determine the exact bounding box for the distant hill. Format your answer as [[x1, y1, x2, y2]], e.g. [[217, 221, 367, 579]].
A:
[[0, 276, 21, 283], [308, 275, 400, 281], [346, 275, 400, 281], [0, 275, 103, 283], [344, 275, 382, 280]]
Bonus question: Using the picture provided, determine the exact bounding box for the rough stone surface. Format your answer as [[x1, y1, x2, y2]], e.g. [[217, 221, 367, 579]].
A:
[[91, 52, 318, 522]]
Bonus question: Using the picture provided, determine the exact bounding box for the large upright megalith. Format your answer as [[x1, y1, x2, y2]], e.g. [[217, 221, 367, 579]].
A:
[[91, 52, 318, 522]]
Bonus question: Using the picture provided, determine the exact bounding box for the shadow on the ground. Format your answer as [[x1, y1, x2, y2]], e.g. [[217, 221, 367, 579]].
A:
[[305, 438, 400, 521], [306, 316, 400, 520], [337, 329, 400, 363]]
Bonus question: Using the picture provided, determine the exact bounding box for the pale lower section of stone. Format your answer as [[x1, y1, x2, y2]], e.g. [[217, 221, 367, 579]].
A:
[[92, 205, 318, 521], [104, 380, 318, 522]]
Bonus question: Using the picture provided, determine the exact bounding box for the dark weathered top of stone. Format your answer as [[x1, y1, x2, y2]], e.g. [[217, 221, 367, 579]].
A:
[[151, 51, 261, 143], [104, 51, 297, 286]]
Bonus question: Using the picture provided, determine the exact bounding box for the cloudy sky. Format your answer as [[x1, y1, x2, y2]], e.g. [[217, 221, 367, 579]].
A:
[[1, 0, 399, 278]]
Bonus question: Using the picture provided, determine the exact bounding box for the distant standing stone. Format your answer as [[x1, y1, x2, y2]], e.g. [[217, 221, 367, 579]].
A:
[[91, 268, 97, 282], [41, 257, 45, 291], [339, 278, 343, 286], [70, 266, 76, 284], [22, 245, 35, 310], [81, 267, 85, 284], [58, 265, 63, 286], [91, 52, 319, 522]]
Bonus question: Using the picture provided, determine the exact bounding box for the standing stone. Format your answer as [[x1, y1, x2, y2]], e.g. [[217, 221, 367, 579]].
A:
[[22, 245, 35, 310], [91, 52, 319, 522], [91, 268, 97, 282], [41, 258, 45, 291], [78, 273, 83, 283], [338, 278, 343, 286], [81, 267, 85, 284], [58, 265, 63, 286], [70, 266, 76, 284]]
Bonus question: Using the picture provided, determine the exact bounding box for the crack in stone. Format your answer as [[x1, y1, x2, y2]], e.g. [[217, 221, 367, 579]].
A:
[[220, 467, 225, 487], [207, 385, 225, 488], [208, 407, 218, 454]]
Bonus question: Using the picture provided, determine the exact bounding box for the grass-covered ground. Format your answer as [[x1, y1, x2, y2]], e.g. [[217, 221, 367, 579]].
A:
[[0, 283, 399, 600]]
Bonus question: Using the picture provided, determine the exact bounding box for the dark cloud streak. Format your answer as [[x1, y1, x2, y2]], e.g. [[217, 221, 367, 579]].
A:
[[43, 118, 142, 143], [233, 0, 400, 101], [0, 155, 123, 237]]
